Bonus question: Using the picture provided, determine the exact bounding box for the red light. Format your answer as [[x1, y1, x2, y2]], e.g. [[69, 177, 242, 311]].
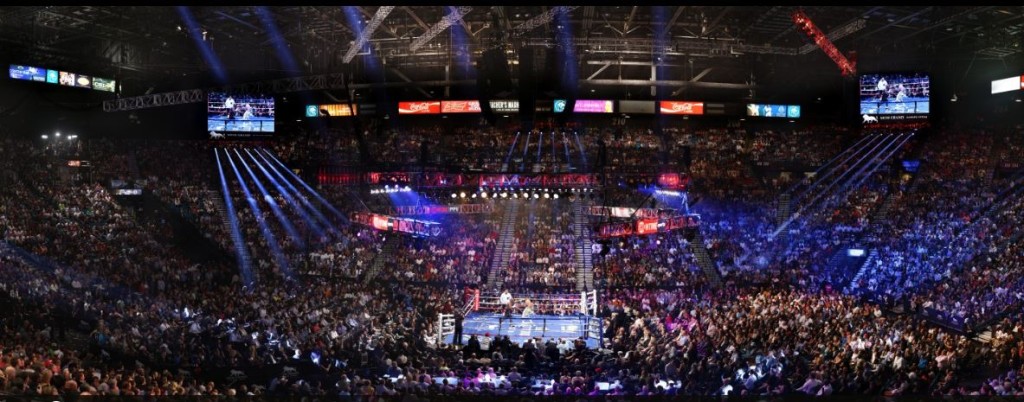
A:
[[792, 10, 856, 76]]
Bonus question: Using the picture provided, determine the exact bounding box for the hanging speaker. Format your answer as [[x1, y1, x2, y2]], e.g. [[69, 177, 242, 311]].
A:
[[518, 47, 536, 121], [477, 62, 496, 126], [481, 48, 512, 96]]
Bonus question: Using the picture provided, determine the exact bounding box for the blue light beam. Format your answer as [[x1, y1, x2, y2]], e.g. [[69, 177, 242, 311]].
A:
[[233, 148, 307, 250], [255, 7, 302, 73], [176, 6, 227, 83], [250, 149, 337, 235], [224, 148, 293, 278], [244, 148, 328, 240], [259, 148, 350, 223], [215, 148, 255, 286]]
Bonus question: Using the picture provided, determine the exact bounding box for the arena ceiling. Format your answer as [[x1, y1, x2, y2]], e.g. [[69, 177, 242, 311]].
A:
[[0, 6, 1021, 100]]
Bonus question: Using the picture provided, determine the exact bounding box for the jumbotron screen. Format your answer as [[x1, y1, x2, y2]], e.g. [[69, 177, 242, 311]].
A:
[[859, 72, 930, 121], [207, 92, 275, 135]]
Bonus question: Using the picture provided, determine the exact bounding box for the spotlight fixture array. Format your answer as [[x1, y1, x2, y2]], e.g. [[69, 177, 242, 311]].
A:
[[462, 187, 595, 200]]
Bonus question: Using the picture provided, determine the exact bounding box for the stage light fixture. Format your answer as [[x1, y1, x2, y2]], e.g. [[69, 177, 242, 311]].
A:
[[481, 192, 488, 198], [501, 192, 508, 198], [471, 193, 477, 198], [460, 191, 466, 198], [553, 193, 559, 199], [543, 193, 550, 199], [533, 193, 540, 199], [451, 193, 457, 198]]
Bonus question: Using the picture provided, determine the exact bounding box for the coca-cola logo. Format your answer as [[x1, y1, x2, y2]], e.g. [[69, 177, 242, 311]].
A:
[[409, 102, 431, 111], [662, 102, 702, 114], [670, 103, 694, 112]]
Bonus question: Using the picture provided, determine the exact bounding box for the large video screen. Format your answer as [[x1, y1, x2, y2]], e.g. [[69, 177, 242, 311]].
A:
[[9, 65, 47, 82], [9, 64, 115, 92], [207, 93, 275, 134], [746, 104, 787, 118], [991, 75, 1023, 94], [859, 72, 929, 120], [553, 99, 614, 113]]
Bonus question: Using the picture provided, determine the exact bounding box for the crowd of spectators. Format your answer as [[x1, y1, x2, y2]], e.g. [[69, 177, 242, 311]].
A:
[[373, 213, 498, 286], [501, 199, 578, 289], [849, 127, 1024, 329], [592, 233, 706, 290], [2, 121, 1024, 397]]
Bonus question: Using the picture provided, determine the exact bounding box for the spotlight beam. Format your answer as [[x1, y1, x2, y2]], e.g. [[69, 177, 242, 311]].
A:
[[795, 134, 897, 217], [775, 134, 904, 237], [561, 131, 572, 168], [793, 134, 886, 205], [259, 148, 349, 223], [537, 131, 544, 162], [244, 149, 328, 239], [781, 134, 875, 197], [777, 135, 894, 236], [521, 130, 532, 172], [225, 149, 293, 278], [256, 7, 302, 73], [215, 149, 255, 287], [552, 131, 558, 168], [502, 131, 521, 172], [251, 147, 336, 234], [573, 131, 588, 167], [176, 6, 227, 83], [233, 149, 307, 250], [806, 133, 911, 223]]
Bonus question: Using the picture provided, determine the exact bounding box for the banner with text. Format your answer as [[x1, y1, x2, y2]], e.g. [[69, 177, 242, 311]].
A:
[[597, 215, 701, 238], [398, 101, 441, 115], [391, 204, 495, 215], [441, 100, 481, 113], [489, 100, 519, 113], [659, 101, 704, 115], [586, 206, 668, 219], [317, 170, 686, 189], [350, 212, 441, 237]]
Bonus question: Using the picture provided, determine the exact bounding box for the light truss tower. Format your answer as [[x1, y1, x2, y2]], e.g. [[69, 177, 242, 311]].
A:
[[410, 6, 473, 52], [511, 6, 579, 36], [792, 9, 857, 76], [344, 6, 396, 63]]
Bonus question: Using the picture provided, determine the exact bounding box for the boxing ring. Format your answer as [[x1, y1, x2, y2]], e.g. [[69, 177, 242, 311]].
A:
[[439, 291, 603, 349]]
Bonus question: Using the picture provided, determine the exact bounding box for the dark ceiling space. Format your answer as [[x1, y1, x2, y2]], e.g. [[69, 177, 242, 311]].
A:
[[0, 6, 1020, 98]]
